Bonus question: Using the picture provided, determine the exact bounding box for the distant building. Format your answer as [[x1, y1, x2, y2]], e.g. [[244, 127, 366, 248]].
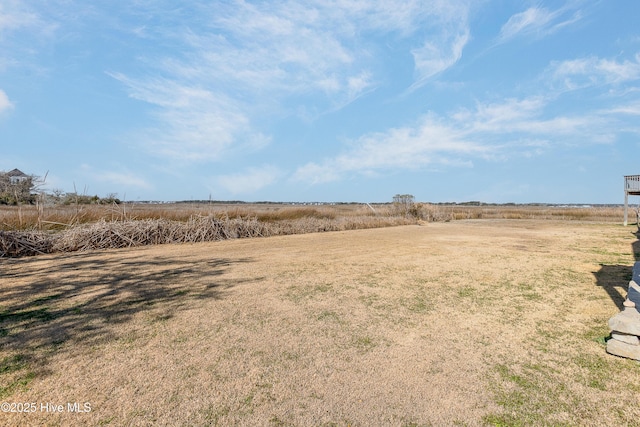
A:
[[0, 168, 34, 204], [6, 168, 29, 184]]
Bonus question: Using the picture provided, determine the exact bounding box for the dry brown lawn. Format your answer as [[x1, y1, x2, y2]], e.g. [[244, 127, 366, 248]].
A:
[[2, 219, 640, 426]]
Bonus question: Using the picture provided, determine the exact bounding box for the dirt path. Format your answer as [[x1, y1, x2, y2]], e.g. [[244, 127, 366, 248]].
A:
[[1, 220, 640, 426]]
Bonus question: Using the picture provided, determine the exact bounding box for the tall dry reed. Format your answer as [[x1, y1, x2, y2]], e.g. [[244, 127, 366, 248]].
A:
[[0, 213, 414, 258], [0, 203, 630, 258]]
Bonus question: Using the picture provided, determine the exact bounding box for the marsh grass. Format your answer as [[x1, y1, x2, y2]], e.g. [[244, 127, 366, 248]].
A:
[[0, 203, 419, 257], [0, 203, 386, 231], [1, 217, 415, 258], [0, 203, 631, 258], [0, 203, 629, 232], [448, 205, 626, 222]]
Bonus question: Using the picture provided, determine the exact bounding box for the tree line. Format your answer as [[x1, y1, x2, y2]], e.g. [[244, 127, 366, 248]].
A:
[[0, 172, 36, 205], [0, 171, 120, 205]]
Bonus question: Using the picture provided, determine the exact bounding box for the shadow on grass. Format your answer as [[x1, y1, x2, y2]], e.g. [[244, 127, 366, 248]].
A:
[[0, 249, 259, 393], [593, 231, 640, 311], [594, 264, 632, 311]]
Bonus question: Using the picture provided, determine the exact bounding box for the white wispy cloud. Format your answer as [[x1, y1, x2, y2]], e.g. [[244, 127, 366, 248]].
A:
[[497, 5, 582, 43], [292, 113, 484, 184], [106, 0, 473, 163], [213, 165, 281, 195], [292, 91, 622, 184], [500, 7, 555, 40], [109, 72, 269, 163], [603, 101, 640, 116], [0, 89, 13, 113], [547, 53, 640, 90], [456, 96, 611, 141], [346, 71, 375, 103], [453, 97, 546, 132], [599, 101, 640, 137], [411, 28, 469, 88], [0, 1, 58, 71], [0, 1, 40, 35]]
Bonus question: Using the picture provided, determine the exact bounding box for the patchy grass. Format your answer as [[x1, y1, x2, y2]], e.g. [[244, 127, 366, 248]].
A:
[[2, 220, 640, 425], [483, 363, 574, 426], [0, 354, 36, 399]]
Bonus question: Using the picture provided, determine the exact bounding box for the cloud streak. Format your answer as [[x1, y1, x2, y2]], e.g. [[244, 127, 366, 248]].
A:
[[293, 113, 484, 184], [0, 1, 40, 35], [0, 1, 58, 73], [292, 85, 625, 184], [106, 0, 473, 163], [497, 5, 582, 44], [547, 53, 640, 90], [410, 28, 469, 89], [0, 89, 13, 113], [109, 72, 269, 163]]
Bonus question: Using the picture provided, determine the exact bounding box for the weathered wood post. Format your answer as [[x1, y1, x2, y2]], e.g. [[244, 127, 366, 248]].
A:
[[625, 177, 629, 226]]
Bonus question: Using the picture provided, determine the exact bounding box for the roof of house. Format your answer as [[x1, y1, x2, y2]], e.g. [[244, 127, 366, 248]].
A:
[[6, 168, 27, 177]]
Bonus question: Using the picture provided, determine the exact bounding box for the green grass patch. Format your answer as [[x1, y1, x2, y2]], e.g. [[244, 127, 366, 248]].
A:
[[581, 317, 612, 346], [316, 310, 342, 323], [457, 286, 476, 298], [573, 354, 612, 390], [354, 335, 376, 352], [285, 282, 335, 302], [484, 363, 572, 426], [0, 354, 36, 399], [400, 293, 430, 313]]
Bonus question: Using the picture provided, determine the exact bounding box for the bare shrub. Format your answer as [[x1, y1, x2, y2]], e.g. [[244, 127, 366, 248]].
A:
[[408, 203, 454, 222]]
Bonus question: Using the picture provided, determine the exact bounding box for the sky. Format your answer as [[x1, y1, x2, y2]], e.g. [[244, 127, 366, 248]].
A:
[[1, 0, 640, 204]]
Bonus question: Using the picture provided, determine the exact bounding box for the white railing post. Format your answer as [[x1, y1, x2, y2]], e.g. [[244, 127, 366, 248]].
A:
[[625, 189, 629, 226]]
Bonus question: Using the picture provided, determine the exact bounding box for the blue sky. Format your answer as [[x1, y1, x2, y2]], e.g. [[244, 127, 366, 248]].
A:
[[1, 1, 639, 203]]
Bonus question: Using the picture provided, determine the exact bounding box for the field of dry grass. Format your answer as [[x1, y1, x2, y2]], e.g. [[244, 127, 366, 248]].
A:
[[0, 203, 419, 258], [0, 202, 629, 232], [0, 203, 631, 258], [2, 218, 640, 426], [0, 203, 388, 231]]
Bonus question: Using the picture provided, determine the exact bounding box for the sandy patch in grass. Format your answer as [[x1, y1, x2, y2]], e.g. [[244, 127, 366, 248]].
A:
[[2, 220, 640, 426]]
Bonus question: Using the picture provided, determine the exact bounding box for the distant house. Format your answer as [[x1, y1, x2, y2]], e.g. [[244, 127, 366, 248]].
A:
[[0, 168, 34, 204], [6, 168, 29, 184]]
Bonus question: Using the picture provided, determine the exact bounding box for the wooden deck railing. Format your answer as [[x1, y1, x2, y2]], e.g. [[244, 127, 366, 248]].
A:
[[625, 175, 640, 193], [624, 175, 640, 225]]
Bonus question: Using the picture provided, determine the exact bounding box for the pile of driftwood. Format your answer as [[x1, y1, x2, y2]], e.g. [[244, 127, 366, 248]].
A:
[[0, 230, 53, 257], [1, 215, 413, 258], [53, 217, 271, 252], [0, 217, 270, 257]]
